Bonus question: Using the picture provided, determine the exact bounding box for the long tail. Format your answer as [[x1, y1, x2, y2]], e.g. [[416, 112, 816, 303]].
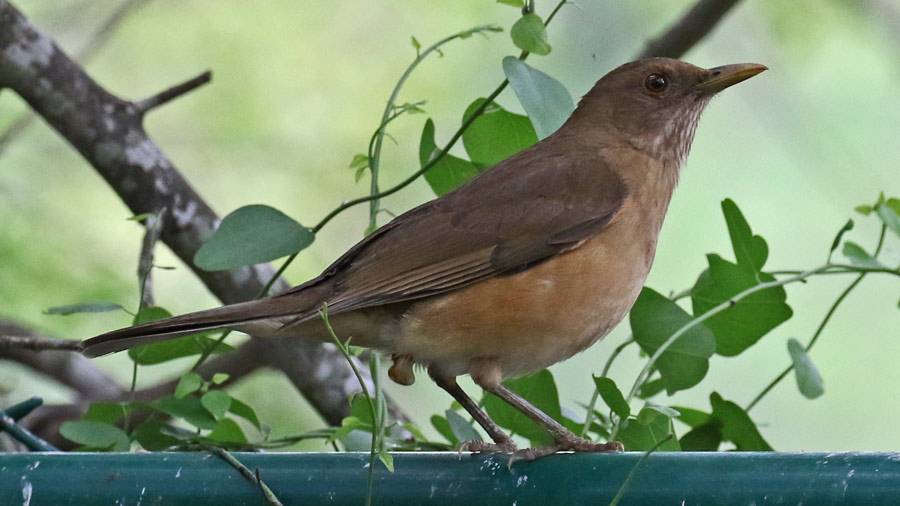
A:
[[80, 287, 325, 358]]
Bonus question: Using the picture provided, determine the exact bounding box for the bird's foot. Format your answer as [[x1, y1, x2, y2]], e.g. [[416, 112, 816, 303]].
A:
[[512, 437, 624, 461], [462, 438, 517, 454]]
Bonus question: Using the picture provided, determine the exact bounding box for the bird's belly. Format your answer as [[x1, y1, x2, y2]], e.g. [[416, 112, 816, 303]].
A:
[[392, 228, 655, 379]]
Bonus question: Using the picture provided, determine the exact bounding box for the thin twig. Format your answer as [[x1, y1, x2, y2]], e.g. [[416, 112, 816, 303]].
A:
[[134, 71, 213, 114], [203, 445, 283, 506], [638, 0, 743, 59], [0, 335, 81, 351], [137, 210, 165, 309]]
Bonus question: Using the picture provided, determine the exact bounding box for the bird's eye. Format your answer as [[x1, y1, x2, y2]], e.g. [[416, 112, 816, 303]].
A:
[[644, 73, 668, 93]]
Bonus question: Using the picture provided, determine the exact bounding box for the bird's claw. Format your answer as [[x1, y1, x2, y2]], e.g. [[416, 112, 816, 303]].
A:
[[462, 439, 518, 454]]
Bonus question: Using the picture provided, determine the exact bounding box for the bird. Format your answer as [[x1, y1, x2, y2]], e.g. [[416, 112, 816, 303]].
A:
[[81, 58, 766, 458]]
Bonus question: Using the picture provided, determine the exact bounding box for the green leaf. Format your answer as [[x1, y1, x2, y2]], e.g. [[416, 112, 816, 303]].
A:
[[483, 369, 561, 445], [212, 373, 230, 385], [400, 422, 428, 442], [82, 402, 128, 425], [194, 204, 314, 271], [203, 418, 248, 444], [461, 98, 538, 169], [378, 451, 395, 472], [502, 57, 574, 139], [201, 390, 232, 420], [348, 153, 369, 170], [228, 397, 261, 430], [640, 402, 680, 422], [327, 416, 367, 444], [829, 219, 854, 254], [672, 406, 712, 428], [854, 205, 873, 216], [134, 306, 172, 324], [842, 241, 883, 268], [497, 0, 524, 6], [349, 153, 370, 183], [679, 422, 723, 451], [430, 415, 458, 445], [510, 13, 551, 55], [44, 301, 124, 315], [419, 118, 480, 196], [787, 338, 824, 399], [411, 36, 421, 55], [174, 372, 203, 399], [691, 254, 793, 356], [150, 395, 218, 430], [349, 394, 375, 428], [592, 376, 630, 419], [876, 198, 900, 238], [617, 407, 680, 451], [637, 377, 666, 399], [709, 392, 772, 450], [60, 421, 130, 452], [445, 409, 482, 443], [131, 419, 181, 451], [721, 199, 768, 273], [129, 334, 234, 365], [630, 288, 716, 394]]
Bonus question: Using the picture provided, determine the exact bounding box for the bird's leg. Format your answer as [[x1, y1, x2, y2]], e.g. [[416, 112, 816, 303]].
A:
[[483, 383, 623, 460], [429, 368, 516, 453]]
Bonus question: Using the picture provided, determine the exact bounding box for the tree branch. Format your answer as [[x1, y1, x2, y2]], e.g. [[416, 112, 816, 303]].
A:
[[0, 0, 380, 427], [638, 0, 744, 59], [133, 71, 212, 114], [0, 0, 151, 155]]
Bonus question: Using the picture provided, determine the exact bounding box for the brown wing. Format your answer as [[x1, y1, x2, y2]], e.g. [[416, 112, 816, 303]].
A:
[[278, 140, 628, 328]]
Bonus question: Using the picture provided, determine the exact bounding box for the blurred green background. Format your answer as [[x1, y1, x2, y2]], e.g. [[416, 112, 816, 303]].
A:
[[1, 0, 899, 451]]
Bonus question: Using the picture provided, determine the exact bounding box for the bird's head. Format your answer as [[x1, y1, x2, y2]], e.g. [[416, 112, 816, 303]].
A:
[[570, 58, 766, 169]]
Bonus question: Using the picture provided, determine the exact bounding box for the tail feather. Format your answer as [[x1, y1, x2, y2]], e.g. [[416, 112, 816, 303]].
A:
[[81, 287, 326, 358]]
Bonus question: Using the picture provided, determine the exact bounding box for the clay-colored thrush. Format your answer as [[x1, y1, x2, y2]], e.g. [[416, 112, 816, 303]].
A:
[[82, 58, 766, 458]]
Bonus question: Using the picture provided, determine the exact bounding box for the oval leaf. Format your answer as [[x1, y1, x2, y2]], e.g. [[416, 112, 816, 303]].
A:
[[510, 13, 551, 55], [419, 118, 481, 196], [194, 205, 314, 271], [787, 338, 824, 399], [691, 254, 793, 356], [60, 421, 130, 451], [461, 99, 538, 169], [592, 376, 630, 419], [842, 241, 883, 269], [630, 287, 716, 394], [502, 57, 574, 139], [201, 390, 232, 420], [445, 409, 482, 443], [202, 418, 247, 444], [709, 392, 773, 451], [174, 372, 203, 399]]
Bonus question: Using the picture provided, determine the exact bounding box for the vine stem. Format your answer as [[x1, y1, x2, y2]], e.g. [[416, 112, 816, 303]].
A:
[[745, 224, 889, 411], [610, 264, 830, 440], [366, 25, 501, 233], [320, 307, 378, 506], [311, 0, 568, 234]]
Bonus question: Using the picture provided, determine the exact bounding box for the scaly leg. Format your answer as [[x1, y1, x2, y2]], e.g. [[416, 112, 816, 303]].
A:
[[429, 370, 516, 452], [483, 383, 622, 460]]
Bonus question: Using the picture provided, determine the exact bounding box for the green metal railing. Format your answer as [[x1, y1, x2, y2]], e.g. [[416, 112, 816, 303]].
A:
[[3, 451, 899, 505]]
